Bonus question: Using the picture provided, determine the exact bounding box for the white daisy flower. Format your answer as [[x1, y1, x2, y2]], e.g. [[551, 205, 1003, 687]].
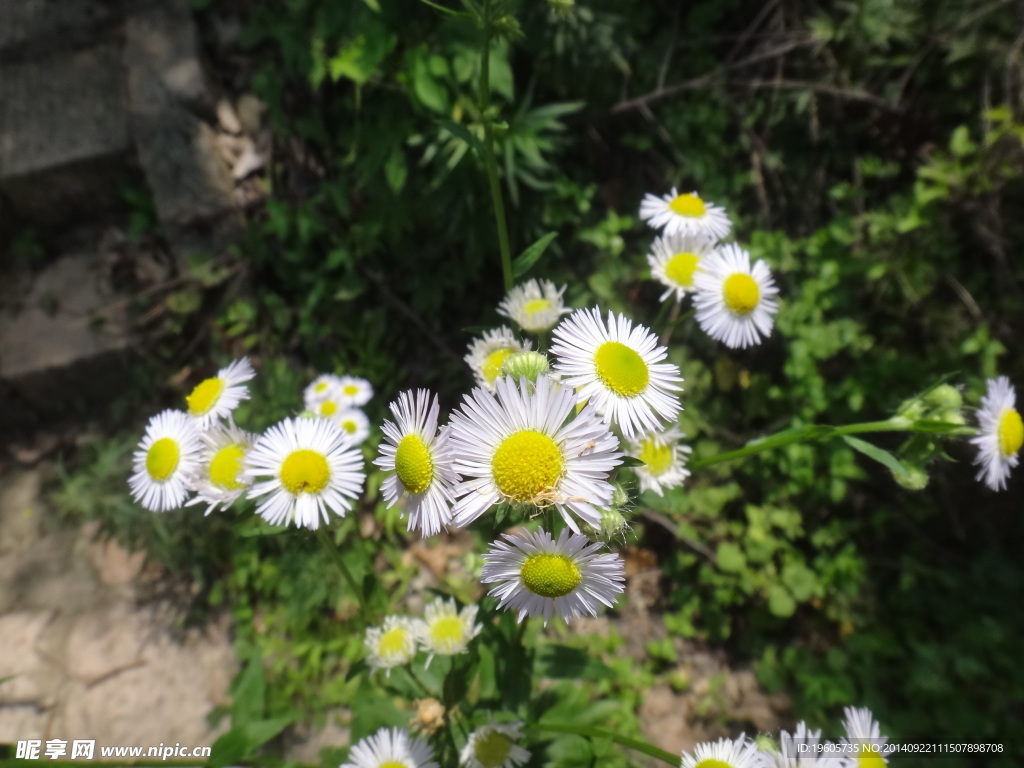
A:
[[129, 410, 203, 512], [311, 393, 347, 422], [338, 375, 374, 407], [680, 734, 766, 768], [448, 375, 622, 533], [304, 373, 343, 407], [626, 426, 692, 496], [465, 327, 532, 392], [244, 417, 365, 529], [639, 187, 731, 241], [460, 721, 530, 768], [184, 357, 255, 428], [364, 616, 420, 673], [335, 408, 371, 445], [480, 527, 625, 624], [693, 244, 780, 349], [773, 721, 851, 767], [413, 598, 481, 666], [341, 727, 437, 768], [497, 278, 571, 333], [971, 376, 1022, 491], [647, 232, 713, 303], [550, 307, 683, 439], [374, 389, 460, 537], [185, 421, 257, 515], [840, 707, 889, 768]]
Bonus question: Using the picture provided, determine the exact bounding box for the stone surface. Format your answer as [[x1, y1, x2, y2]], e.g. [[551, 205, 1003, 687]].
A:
[[0, 0, 122, 61], [0, 42, 139, 223]]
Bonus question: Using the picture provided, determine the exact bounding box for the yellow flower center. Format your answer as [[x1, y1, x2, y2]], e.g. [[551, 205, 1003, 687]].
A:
[[429, 616, 466, 652], [343, 384, 360, 396], [279, 449, 330, 495], [378, 626, 408, 659], [521, 553, 582, 598], [523, 298, 552, 319], [638, 439, 674, 476], [186, 377, 225, 416], [379, 763, 406, 768], [146, 438, 180, 481], [474, 731, 512, 768], [998, 408, 1023, 458], [857, 747, 887, 768], [491, 430, 565, 502], [665, 252, 700, 288], [209, 444, 246, 490], [319, 400, 338, 417], [594, 341, 649, 397], [342, 419, 358, 434], [483, 348, 516, 385], [395, 434, 433, 494], [694, 761, 734, 768], [723, 273, 760, 315], [668, 193, 706, 218]]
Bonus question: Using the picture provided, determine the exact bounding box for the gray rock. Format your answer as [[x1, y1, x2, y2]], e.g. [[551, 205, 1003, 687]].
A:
[[0, 0, 122, 63]]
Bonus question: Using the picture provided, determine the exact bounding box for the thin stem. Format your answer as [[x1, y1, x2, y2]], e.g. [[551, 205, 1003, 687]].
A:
[[315, 526, 367, 618], [407, 665, 435, 698], [531, 723, 677, 765], [689, 418, 970, 470], [478, 0, 514, 291]]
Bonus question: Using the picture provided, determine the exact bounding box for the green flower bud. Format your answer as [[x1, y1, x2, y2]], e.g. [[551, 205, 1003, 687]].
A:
[[891, 463, 929, 490], [501, 351, 550, 384]]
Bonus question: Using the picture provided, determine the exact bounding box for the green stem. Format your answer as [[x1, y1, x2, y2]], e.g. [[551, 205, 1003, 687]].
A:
[[531, 723, 677, 765], [689, 418, 970, 470], [407, 665, 435, 698], [315, 526, 367, 618], [478, 0, 513, 291]]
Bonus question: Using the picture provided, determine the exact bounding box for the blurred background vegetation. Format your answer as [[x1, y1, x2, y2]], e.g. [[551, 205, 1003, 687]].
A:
[[20, 0, 1024, 763]]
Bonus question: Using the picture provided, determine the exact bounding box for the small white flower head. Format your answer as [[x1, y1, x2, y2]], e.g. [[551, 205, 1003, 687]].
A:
[[639, 187, 731, 241], [184, 358, 255, 428], [304, 373, 344, 408], [647, 232, 714, 303], [312, 393, 347, 422], [413, 598, 482, 665], [773, 722, 851, 768], [374, 389, 460, 537], [680, 734, 767, 768], [244, 417, 365, 529], [448, 375, 622, 533], [971, 376, 1022, 491], [480, 527, 625, 624], [693, 244, 780, 349], [129, 410, 203, 512], [626, 426, 692, 497], [364, 616, 420, 673], [460, 721, 530, 768], [341, 726, 438, 768], [186, 421, 258, 515], [840, 707, 889, 768], [335, 408, 371, 445], [497, 279, 571, 333], [338, 375, 374, 407], [550, 307, 683, 439], [465, 327, 532, 392]]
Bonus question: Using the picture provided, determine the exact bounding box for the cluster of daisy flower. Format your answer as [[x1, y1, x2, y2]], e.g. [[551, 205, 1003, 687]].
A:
[[641, 188, 780, 349], [364, 597, 481, 673], [128, 360, 373, 529], [342, 720, 530, 768]]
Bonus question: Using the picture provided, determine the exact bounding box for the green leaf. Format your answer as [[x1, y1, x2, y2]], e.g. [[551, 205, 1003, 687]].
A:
[[329, 18, 395, 85], [716, 542, 746, 573], [385, 147, 407, 192], [840, 435, 907, 475], [512, 232, 557, 278], [767, 584, 797, 617], [408, 47, 449, 113], [230, 653, 265, 725], [208, 718, 293, 768], [781, 562, 818, 602], [534, 644, 616, 680], [619, 456, 645, 468]]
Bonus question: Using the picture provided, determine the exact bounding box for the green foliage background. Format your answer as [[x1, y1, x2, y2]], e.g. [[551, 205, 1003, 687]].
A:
[[49, 0, 1024, 764]]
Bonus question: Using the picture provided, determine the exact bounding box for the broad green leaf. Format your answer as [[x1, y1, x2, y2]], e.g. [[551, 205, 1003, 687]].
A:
[[767, 584, 797, 617], [840, 435, 907, 475], [716, 542, 746, 573]]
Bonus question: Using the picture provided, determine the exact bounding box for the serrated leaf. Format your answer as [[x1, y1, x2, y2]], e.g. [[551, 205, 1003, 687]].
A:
[[512, 232, 557, 279]]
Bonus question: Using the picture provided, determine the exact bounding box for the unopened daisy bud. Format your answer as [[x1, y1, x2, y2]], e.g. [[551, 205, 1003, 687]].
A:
[[461, 721, 530, 768], [410, 698, 446, 735], [297, 409, 317, 419], [597, 506, 629, 543], [924, 384, 963, 412], [891, 463, 929, 491], [500, 351, 550, 384], [611, 482, 629, 509]]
